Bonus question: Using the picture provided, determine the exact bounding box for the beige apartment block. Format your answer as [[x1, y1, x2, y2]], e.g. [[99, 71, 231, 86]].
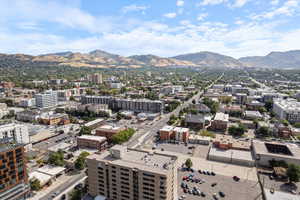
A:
[[86, 145, 178, 200]]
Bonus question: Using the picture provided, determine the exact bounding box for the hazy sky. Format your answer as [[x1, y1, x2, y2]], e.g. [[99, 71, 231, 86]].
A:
[[0, 0, 299, 58]]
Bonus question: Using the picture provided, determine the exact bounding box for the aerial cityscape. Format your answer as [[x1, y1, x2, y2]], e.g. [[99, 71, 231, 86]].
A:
[[1, 0, 300, 200]]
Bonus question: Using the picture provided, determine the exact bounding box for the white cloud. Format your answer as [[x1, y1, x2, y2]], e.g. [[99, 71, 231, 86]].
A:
[[197, 13, 208, 21], [231, 0, 250, 8], [163, 12, 177, 18], [122, 4, 149, 13], [270, 0, 280, 6], [252, 0, 299, 20], [199, 0, 227, 6], [176, 0, 184, 7]]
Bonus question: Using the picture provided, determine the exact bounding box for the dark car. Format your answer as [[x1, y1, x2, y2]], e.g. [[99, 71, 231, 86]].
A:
[[211, 182, 217, 187], [233, 176, 240, 182], [219, 191, 225, 198]]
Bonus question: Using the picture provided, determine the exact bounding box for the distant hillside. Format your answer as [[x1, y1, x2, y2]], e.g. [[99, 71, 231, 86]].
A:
[[128, 54, 196, 67], [172, 51, 244, 68], [1, 49, 300, 69], [239, 50, 300, 68]]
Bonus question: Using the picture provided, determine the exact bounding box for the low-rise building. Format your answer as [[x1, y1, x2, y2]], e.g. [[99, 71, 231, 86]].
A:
[[213, 134, 251, 151], [84, 118, 106, 129], [244, 110, 263, 120], [95, 125, 125, 140], [16, 110, 40, 122], [211, 113, 229, 131], [19, 98, 36, 108], [252, 140, 300, 166], [0, 103, 9, 119], [188, 135, 211, 145], [77, 135, 107, 151], [39, 113, 70, 125], [184, 114, 205, 129], [159, 125, 189, 143]]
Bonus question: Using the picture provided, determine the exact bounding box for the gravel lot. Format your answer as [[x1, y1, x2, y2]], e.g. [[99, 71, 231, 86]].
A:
[[177, 169, 263, 200]]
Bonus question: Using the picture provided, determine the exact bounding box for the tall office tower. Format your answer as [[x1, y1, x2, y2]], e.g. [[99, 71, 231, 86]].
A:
[[35, 90, 58, 108], [0, 139, 30, 200], [86, 145, 178, 200]]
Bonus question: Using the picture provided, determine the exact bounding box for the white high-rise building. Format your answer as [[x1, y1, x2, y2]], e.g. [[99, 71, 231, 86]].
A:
[[0, 123, 31, 150], [35, 90, 58, 108], [273, 98, 300, 123]]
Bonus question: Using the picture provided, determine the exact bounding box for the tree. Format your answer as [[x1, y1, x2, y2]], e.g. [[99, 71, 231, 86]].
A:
[[75, 151, 90, 170], [69, 188, 82, 200], [48, 150, 65, 166], [257, 126, 270, 136], [264, 100, 273, 112], [69, 96, 76, 101], [281, 119, 289, 127], [294, 122, 300, 128], [79, 126, 92, 136], [30, 179, 41, 191], [228, 124, 246, 136], [185, 158, 193, 168], [116, 112, 124, 120], [111, 128, 135, 144], [287, 164, 300, 183]]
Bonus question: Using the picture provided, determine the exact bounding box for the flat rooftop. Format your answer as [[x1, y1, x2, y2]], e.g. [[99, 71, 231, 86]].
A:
[[84, 118, 105, 127], [160, 125, 174, 132], [209, 147, 254, 162], [87, 145, 177, 175], [37, 165, 66, 177], [97, 124, 122, 131], [253, 140, 300, 158], [78, 135, 107, 142], [214, 112, 229, 122]]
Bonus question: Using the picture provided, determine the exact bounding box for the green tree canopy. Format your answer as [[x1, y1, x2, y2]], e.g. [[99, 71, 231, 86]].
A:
[[287, 164, 300, 183], [228, 124, 246, 137], [74, 151, 90, 170], [111, 128, 135, 144], [48, 150, 65, 166], [30, 179, 41, 191], [185, 158, 193, 168], [79, 126, 92, 136]]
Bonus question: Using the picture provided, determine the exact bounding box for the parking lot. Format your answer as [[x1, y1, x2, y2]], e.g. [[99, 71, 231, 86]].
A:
[[260, 173, 300, 195], [178, 169, 263, 200]]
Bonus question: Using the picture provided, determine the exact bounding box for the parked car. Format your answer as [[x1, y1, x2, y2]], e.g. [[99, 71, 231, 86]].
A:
[[219, 191, 225, 197], [233, 176, 240, 182]]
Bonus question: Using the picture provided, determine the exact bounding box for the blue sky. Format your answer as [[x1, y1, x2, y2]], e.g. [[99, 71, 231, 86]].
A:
[[0, 0, 299, 58]]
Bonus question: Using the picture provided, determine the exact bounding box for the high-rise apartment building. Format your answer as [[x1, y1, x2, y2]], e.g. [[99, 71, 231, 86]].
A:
[[86, 145, 178, 200], [88, 73, 103, 84], [273, 98, 300, 123], [0, 124, 30, 151], [0, 140, 30, 200], [35, 90, 58, 108]]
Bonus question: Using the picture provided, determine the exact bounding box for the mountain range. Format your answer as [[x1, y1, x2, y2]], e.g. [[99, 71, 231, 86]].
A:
[[0, 49, 300, 69]]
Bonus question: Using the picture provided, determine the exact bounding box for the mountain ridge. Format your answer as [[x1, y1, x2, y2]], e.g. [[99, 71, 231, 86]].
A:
[[0, 49, 300, 69]]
